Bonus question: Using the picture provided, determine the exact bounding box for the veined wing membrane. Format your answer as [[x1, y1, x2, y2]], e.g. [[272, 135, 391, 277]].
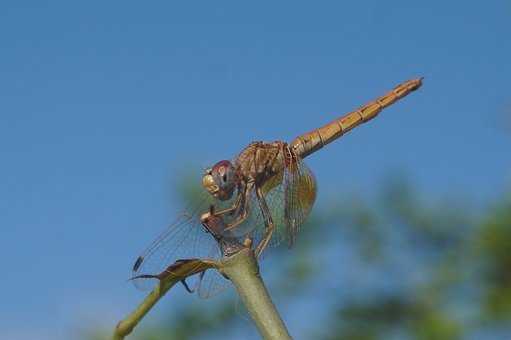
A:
[[131, 193, 222, 292], [283, 156, 316, 247]]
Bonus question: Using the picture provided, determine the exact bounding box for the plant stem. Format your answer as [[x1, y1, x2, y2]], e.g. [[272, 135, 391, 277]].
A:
[[113, 259, 216, 340], [112, 250, 291, 339], [221, 248, 292, 340], [112, 279, 177, 340]]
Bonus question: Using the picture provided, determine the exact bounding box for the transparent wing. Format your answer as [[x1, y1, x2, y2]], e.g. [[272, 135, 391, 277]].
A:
[[131, 192, 221, 291], [218, 192, 257, 239], [257, 173, 289, 248], [216, 159, 316, 260], [196, 242, 231, 299], [229, 178, 283, 255], [243, 157, 316, 253], [197, 269, 230, 298], [283, 156, 316, 247]]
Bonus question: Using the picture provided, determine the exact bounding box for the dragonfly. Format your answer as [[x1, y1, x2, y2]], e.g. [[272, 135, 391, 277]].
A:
[[131, 78, 423, 296], [200, 78, 423, 255]]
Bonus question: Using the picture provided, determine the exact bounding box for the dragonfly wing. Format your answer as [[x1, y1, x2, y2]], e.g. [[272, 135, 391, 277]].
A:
[[237, 173, 288, 253], [283, 157, 317, 247], [222, 158, 316, 252], [131, 196, 221, 291], [198, 268, 231, 299], [197, 243, 230, 299], [262, 179, 288, 248]]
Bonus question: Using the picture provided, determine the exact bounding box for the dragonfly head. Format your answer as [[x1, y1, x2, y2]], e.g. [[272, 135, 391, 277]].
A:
[[202, 160, 236, 200]]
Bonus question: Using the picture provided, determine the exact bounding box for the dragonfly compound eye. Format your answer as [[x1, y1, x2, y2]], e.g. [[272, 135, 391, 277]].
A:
[[208, 160, 236, 200]]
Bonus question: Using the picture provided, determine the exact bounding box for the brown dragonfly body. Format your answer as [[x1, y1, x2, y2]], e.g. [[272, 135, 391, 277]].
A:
[[202, 78, 423, 256], [132, 77, 423, 295], [203, 139, 314, 254], [290, 78, 423, 158]]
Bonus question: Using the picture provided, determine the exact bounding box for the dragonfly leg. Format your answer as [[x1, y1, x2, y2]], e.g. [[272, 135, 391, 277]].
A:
[[223, 181, 254, 231], [254, 186, 275, 257], [180, 270, 206, 294], [211, 191, 243, 217], [222, 201, 250, 231], [181, 279, 194, 293]]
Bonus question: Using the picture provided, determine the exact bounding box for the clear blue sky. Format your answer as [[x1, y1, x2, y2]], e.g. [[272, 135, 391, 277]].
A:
[[1, 1, 510, 339]]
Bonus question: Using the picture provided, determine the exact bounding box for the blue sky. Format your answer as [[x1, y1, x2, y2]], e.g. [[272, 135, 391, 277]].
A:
[[1, 1, 510, 339]]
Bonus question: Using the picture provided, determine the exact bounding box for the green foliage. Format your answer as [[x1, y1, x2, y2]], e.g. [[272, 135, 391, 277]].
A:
[[101, 177, 511, 340], [318, 181, 511, 340], [477, 196, 511, 320], [138, 302, 237, 340]]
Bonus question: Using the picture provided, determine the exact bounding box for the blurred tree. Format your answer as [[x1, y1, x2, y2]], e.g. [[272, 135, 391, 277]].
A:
[[98, 176, 511, 340], [318, 181, 511, 340]]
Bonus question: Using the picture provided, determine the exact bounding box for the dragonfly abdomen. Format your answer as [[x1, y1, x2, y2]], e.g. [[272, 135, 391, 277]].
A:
[[290, 78, 423, 159]]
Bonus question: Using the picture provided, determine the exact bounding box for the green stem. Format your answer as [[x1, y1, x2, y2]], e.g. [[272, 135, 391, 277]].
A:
[[112, 259, 217, 339], [221, 248, 292, 340], [112, 279, 177, 340], [112, 251, 290, 339]]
